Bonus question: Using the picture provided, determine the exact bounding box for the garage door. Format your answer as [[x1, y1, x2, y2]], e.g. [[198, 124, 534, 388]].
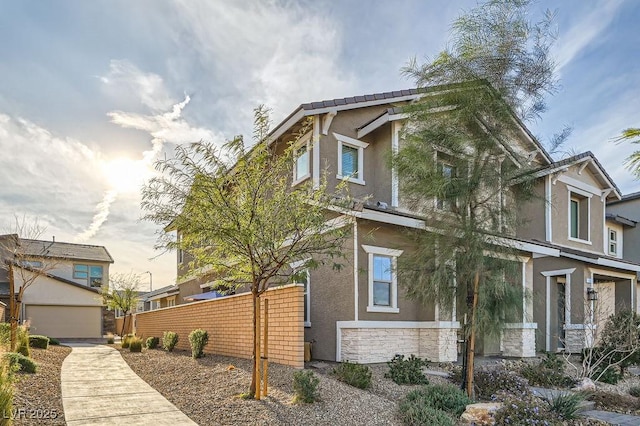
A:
[[25, 305, 102, 338]]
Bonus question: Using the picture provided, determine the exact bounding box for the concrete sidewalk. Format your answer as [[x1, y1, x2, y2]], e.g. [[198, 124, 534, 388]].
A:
[[61, 343, 197, 425]]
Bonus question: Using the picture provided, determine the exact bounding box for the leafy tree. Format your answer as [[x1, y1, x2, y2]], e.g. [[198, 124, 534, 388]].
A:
[[142, 106, 350, 398], [101, 272, 141, 336], [0, 216, 59, 351], [614, 128, 640, 177], [395, 0, 560, 397]]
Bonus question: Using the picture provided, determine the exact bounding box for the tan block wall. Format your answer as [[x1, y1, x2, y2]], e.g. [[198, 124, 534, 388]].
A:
[[502, 325, 537, 357], [564, 328, 587, 353], [130, 284, 304, 368]]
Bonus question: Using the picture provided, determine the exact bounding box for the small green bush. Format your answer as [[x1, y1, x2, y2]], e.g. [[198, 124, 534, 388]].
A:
[[16, 326, 30, 358], [188, 329, 209, 359], [129, 337, 143, 353], [121, 334, 133, 349], [332, 361, 372, 389], [48, 337, 60, 345], [474, 368, 530, 400], [520, 363, 574, 388], [0, 363, 13, 423], [29, 335, 49, 349], [629, 386, 640, 398], [403, 384, 472, 417], [162, 331, 179, 352], [146, 337, 159, 349], [0, 323, 10, 347], [398, 400, 455, 426], [292, 370, 320, 403], [494, 392, 558, 425], [106, 336, 115, 344], [4, 352, 37, 374], [548, 392, 583, 420], [385, 354, 429, 385]]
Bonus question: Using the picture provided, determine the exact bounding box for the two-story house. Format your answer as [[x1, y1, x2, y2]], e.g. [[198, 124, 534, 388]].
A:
[[0, 235, 113, 338], [173, 87, 640, 363]]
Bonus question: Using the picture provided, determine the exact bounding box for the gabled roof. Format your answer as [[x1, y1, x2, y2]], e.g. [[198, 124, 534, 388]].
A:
[[606, 213, 637, 227], [608, 190, 640, 206], [143, 284, 179, 302], [18, 239, 114, 263], [532, 151, 621, 200], [15, 265, 101, 294]]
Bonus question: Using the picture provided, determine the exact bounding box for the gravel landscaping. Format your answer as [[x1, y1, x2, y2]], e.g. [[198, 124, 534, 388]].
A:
[[13, 345, 71, 425], [117, 346, 450, 426]]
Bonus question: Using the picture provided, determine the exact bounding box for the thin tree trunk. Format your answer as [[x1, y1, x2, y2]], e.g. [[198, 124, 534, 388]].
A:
[[8, 263, 16, 352], [465, 271, 479, 398], [249, 292, 258, 397]]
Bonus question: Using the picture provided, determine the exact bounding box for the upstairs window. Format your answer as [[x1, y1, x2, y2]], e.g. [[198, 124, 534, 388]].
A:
[[292, 133, 311, 185], [335, 132, 369, 185], [73, 264, 103, 287], [568, 189, 590, 242], [609, 228, 618, 256], [437, 161, 457, 211]]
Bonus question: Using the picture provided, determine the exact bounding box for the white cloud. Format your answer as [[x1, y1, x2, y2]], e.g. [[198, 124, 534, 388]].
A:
[[553, 1, 623, 74]]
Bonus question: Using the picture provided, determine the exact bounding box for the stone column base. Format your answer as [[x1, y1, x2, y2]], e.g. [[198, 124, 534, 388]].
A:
[[502, 323, 537, 357]]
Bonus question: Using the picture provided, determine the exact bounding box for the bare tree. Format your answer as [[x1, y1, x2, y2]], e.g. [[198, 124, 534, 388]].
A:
[[0, 216, 59, 351], [100, 272, 141, 337]]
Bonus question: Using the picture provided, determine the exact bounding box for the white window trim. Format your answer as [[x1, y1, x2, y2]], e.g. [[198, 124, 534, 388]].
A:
[[292, 132, 312, 186], [608, 228, 618, 256], [334, 132, 368, 185], [362, 245, 403, 313], [567, 188, 591, 244], [290, 258, 312, 327]]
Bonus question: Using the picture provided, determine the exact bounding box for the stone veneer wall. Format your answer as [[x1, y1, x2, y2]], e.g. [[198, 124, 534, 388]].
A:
[[502, 323, 537, 357], [120, 284, 304, 368], [564, 328, 587, 353], [339, 323, 459, 363]]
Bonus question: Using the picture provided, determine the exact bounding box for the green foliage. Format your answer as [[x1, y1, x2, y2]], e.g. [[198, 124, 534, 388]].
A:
[[162, 331, 179, 352], [16, 326, 30, 358], [188, 329, 209, 359], [29, 335, 49, 349], [332, 362, 372, 389], [548, 392, 583, 421], [385, 354, 429, 385], [4, 352, 37, 374], [292, 370, 320, 404], [48, 337, 60, 345], [129, 337, 143, 353], [494, 392, 558, 425], [592, 309, 640, 378], [121, 334, 134, 349], [398, 398, 456, 426], [106, 335, 115, 344], [0, 323, 10, 348], [629, 386, 640, 398], [615, 127, 640, 177], [453, 368, 530, 401], [146, 337, 159, 349], [0, 364, 13, 424], [100, 272, 142, 336], [404, 384, 472, 417], [520, 355, 574, 388]]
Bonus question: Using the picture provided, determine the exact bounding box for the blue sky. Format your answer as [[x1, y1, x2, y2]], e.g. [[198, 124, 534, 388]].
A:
[[0, 0, 638, 288]]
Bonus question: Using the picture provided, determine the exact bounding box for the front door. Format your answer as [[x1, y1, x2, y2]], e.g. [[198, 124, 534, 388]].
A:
[[557, 278, 566, 350]]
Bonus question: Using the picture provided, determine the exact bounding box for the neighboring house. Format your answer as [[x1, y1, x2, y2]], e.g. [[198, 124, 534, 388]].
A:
[[172, 87, 640, 363], [608, 192, 640, 268], [0, 236, 114, 338], [141, 285, 179, 310]]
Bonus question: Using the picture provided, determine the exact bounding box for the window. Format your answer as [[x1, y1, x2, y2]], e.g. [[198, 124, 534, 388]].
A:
[[167, 296, 176, 308], [293, 134, 311, 185], [362, 245, 403, 313], [20, 260, 42, 269], [437, 161, 456, 211], [177, 233, 184, 264], [568, 190, 590, 242], [334, 132, 369, 185], [73, 264, 104, 287], [609, 228, 618, 256], [290, 265, 311, 326]]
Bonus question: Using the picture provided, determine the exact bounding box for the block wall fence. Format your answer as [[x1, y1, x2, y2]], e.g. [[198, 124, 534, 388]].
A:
[[116, 284, 304, 368]]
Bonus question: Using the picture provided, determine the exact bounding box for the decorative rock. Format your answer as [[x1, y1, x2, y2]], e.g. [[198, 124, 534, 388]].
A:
[[460, 402, 502, 426], [572, 377, 596, 392]]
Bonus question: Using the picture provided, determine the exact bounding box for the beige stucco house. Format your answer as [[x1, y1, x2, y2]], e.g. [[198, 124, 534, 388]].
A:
[[0, 236, 113, 338], [174, 87, 640, 363]]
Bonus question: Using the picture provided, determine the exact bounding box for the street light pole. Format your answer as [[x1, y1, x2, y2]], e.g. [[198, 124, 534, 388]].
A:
[[145, 271, 153, 291]]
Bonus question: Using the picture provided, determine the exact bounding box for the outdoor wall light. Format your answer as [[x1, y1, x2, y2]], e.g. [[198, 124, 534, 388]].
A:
[[587, 287, 598, 301]]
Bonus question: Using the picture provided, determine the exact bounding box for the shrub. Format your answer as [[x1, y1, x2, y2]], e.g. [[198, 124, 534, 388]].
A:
[[403, 384, 472, 417], [332, 362, 372, 389], [129, 337, 143, 353], [16, 326, 30, 358], [0, 323, 10, 348], [539, 351, 564, 370], [29, 335, 49, 349], [0, 363, 13, 424], [188, 329, 209, 359], [398, 400, 455, 426], [121, 334, 133, 349], [162, 331, 179, 352], [473, 368, 530, 400], [385, 354, 429, 385], [292, 370, 320, 403], [48, 337, 60, 345], [548, 392, 583, 420], [588, 390, 640, 413], [106, 333, 115, 344], [520, 363, 574, 388], [146, 337, 159, 349], [629, 386, 640, 398], [4, 352, 37, 374], [494, 392, 558, 425]]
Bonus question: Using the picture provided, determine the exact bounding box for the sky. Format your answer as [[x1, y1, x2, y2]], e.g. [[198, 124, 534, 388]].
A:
[[0, 0, 638, 290]]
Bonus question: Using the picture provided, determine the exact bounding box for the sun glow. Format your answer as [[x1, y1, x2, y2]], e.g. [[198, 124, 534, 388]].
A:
[[102, 157, 152, 194]]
